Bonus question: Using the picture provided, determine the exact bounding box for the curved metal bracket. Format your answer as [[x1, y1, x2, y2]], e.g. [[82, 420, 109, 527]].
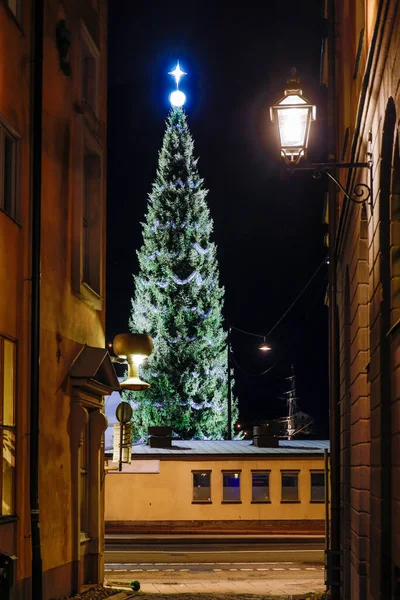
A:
[[288, 158, 374, 215], [313, 168, 373, 213]]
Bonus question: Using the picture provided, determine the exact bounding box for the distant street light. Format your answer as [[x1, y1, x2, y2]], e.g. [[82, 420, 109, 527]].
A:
[[258, 337, 272, 352]]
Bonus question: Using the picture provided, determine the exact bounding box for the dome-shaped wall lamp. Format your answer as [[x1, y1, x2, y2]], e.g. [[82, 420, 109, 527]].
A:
[[270, 68, 374, 213], [112, 333, 153, 390]]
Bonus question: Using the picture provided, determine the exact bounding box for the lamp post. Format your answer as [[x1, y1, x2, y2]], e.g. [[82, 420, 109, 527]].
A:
[[227, 326, 232, 440], [226, 327, 272, 440]]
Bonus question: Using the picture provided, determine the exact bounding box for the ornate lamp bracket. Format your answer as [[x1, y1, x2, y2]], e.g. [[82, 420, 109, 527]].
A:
[[291, 158, 374, 214], [312, 158, 374, 214]]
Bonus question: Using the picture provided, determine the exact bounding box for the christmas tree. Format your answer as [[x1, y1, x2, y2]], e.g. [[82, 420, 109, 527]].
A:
[[127, 65, 237, 439]]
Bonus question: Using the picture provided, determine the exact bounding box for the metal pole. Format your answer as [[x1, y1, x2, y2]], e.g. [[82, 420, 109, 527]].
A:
[[118, 422, 123, 472], [324, 448, 330, 592], [227, 326, 232, 440], [327, 0, 341, 594], [30, 0, 44, 597]]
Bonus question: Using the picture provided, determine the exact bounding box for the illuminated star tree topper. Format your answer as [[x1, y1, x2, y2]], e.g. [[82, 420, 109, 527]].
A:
[[169, 60, 187, 107]]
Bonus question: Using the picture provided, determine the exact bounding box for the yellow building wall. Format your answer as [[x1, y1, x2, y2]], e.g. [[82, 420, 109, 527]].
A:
[[38, 0, 108, 578], [105, 456, 328, 524]]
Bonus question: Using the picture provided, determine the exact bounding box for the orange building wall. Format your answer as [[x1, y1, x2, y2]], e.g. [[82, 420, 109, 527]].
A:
[[334, 0, 400, 598], [0, 1, 109, 599]]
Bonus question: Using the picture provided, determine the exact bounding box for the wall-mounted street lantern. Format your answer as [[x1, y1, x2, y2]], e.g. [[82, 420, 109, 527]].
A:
[[270, 68, 316, 165], [270, 68, 374, 213], [112, 332, 153, 390]]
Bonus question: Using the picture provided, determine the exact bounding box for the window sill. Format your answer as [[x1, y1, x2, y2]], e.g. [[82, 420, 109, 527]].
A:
[[74, 282, 103, 311], [192, 501, 212, 504], [310, 500, 325, 504], [0, 207, 22, 228], [221, 501, 242, 504], [0, 515, 17, 524], [387, 317, 400, 338], [3, 4, 24, 34], [280, 500, 301, 504], [251, 500, 271, 504]]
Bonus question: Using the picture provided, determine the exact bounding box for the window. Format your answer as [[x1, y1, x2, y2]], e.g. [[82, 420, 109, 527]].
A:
[[310, 471, 325, 502], [192, 471, 211, 503], [281, 471, 299, 502], [81, 24, 99, 116], [82, 152, 102, 295], [0, 337, 16, 516], [252, 471, 270, 502], [0, 119, 19, 222], [72, 119, 103, 309], [4, 0, 22, 22], [222, 471, 241, 502]]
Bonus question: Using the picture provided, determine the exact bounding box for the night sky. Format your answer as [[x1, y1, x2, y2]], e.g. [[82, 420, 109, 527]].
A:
[[106, 0, 330, 438]]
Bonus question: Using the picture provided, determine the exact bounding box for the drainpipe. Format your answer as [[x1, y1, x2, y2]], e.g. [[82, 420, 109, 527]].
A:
[[327, 0, 341, 597], [30, 0, 44, 598]]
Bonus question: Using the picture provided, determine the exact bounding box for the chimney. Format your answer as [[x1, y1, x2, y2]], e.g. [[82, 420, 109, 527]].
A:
[[253, 423, 279, 448], [148, 425, 172, 448]]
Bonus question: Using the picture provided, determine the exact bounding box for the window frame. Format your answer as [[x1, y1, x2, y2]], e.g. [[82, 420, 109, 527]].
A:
[[80, 22, 100, 118], [0, 115, 20, 224], [192, 470, 212, 504], [0, 335, 17, 518], [251, 470, 271, 504], [72, 117, 104, 310], [221, 470, 241, 504], [281, 470, 300, 503], [4, 0, 23, 25], [310, 470, 325, 503]]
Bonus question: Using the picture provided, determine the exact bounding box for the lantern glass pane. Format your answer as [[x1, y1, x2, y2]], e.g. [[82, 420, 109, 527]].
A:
[[280, 94, 307, 106], [278, 107, 309, 148]]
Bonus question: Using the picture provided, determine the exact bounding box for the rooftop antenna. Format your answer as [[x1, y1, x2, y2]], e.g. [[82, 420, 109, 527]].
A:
[[284, 364, 299, 440]]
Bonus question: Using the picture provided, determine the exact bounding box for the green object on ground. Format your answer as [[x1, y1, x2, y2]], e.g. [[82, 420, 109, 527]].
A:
[[129, 580, 140, 591]]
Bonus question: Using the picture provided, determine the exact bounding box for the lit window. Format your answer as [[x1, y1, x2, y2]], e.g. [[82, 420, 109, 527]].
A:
[[281, 471, 299, 502], [222, 471, 241, 502], [0, 120, 19, 222], [310, 472, 325, 502], [0, 337, 16, 516], [252, 471, 270, 502], [192, 471, 211, 502]]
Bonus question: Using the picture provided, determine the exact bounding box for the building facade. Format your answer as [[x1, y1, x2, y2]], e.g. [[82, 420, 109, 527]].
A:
[[329, 0, 400, 598], [0, 1, 118, 599], [104, 439, 329, 534]]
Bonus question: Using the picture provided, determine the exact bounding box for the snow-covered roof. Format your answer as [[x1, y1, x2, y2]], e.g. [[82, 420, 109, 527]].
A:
[[105, 438, 330, 457]]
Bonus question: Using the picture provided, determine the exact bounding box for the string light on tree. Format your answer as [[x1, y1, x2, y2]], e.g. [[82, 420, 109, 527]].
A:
[[169, 60, 187, 107]]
